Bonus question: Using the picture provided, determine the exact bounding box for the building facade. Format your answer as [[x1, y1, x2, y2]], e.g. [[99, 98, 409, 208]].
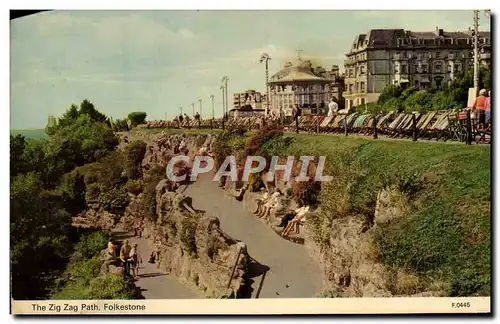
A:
[[269, 60, 344, 117], [233, 90, 263, 110], [343, 28, 491, 109]]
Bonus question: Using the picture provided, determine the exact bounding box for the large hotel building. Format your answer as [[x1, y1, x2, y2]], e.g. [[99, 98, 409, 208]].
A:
[[343, 27, 491, 109]]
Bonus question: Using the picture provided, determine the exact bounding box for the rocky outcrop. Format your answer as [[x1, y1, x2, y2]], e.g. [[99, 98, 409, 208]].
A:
[[302, 186, 428, 297], [74, 131, 248, 298]]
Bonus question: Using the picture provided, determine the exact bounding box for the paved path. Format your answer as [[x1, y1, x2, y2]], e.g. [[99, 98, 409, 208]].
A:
[[118, 131, 323, 298], [127, 235, 203, 299], [184, 174, 323, 298]]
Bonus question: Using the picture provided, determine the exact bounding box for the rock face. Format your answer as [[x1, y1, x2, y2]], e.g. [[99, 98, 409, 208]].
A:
[[303, 186, 416, 297], [74, 131, 248, 298]]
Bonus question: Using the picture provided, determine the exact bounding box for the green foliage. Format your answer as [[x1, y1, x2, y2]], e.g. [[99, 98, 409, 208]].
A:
[[141, 166, 166, 222], [51, 230, 136, 300], [378, 84, 403, 104], [213, 126, 247, 168], [111, 119, 130, 132], [99, 187, 130, 213], [70, 231, 110, 264], [51, 262, 136, 300], [180, 217, 198, 257], [374, 67, 492, 112], [10, 99, 127, 300], [127, 112, 148, 127], [57, 170, 87, 215], [290, 134, 490, 296], [248, 173, 265, 192], [125, 141, 147, 180], [292, 180, 322, 207], [125, 179, 143, 195]]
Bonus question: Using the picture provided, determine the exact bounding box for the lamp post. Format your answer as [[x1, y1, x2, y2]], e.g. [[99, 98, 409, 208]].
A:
[[473, 10, 479, 92], [198, 98, 203, 120], [259, 53, 271, 116], [210, 94, 215, 119], [221, 76, 229, 120], [220, 85, 225, 119]]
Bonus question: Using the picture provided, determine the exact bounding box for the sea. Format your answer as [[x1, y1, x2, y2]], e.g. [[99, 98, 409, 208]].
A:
[[10, 129, 48, 139]]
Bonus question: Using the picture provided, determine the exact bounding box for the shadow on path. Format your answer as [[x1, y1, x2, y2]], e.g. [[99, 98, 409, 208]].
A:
[[239, 258, 270, 299]]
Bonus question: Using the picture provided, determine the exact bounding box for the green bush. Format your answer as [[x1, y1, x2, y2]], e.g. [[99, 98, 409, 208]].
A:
[[180, 217, 198, 257], [125, 179, 143, 195], [248, 173, 265, 192], [57, 170, 87, 215], [125, 141, 147, 180], [70, 231, 110, 264], [99, 187, 130, 213], [378, 84, 403, 104], [292, 180, 322, 207], [127, 112, 147, 127], [85, 183, 101, 203]]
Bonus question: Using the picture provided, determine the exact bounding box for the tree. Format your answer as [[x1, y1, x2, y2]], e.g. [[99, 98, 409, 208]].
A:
[[378, 85, 403, 104], [127, 112, 147, 127]]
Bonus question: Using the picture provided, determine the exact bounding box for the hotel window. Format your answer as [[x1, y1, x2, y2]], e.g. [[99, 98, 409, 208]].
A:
[[360, 66, 366, 75], [455, 63, 462, 72], [436, 51, 441, 58], [401, 64, 407, 73], [360, 82, 365, 92], [435, 64, 442, 73], [422, 64, 428, 73]]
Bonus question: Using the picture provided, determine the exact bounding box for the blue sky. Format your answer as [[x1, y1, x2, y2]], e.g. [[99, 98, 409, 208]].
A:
[[10, 10, 490, 128]]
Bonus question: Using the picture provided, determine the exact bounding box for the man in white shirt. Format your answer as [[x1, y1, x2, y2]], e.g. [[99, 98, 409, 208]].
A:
[[328, 98, 339, 117]]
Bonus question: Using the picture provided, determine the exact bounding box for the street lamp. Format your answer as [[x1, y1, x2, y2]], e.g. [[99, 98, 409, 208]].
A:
[[198, 98, 202, 120], [221, 76, 229, 119], [210, 94, 215, 119], [259, 53, 271, 116], [220, 85, 225, 119]]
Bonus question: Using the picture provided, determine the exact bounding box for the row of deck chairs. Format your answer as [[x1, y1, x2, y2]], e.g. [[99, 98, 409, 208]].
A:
[[284, 109, 476, 142]]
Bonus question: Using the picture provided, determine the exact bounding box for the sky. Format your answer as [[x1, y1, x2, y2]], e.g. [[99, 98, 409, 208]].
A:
[[10, 10, 491, 129]]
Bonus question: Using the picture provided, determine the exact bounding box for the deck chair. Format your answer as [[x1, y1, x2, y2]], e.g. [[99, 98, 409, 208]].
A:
[[387, 113, 408, 137]]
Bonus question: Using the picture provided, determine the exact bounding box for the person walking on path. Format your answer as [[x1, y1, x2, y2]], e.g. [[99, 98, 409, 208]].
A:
[[472, 89, 488, 129], [130, 243, 143, 279], [292, 104, 302, 134], [120, 239, 132, 277], [485, 91, 491, 125], [328, 98, 338, 117]]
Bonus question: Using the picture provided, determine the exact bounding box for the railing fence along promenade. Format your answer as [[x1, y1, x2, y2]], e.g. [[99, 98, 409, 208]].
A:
[[140, 109, 489, 145]]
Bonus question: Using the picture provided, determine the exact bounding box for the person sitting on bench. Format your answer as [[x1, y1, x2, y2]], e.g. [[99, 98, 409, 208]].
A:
[[257, 188, 282, 219], [281, 205, 310, 237], [253, 189, 271, 215]]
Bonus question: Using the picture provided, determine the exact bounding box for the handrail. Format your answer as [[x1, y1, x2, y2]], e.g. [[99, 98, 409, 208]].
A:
[[227, 245, 243, 289]]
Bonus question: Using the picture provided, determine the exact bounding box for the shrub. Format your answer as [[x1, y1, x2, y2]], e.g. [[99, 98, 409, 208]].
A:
[[125, 141, 147, 180], [99, 187, 130, 213], [180, 217, 198, 257], [248, 173, 265, 192], [127, 112, 147, 127], [292, 180, 322, 207], [57, 170, 87, 215], [85, 183, 101, 204], [378, 84, 403, 104], [244, 126, 283, 157], [70, 231, 110, 264], [87, 275, 137, 299], [125, 179, 143, 195]]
